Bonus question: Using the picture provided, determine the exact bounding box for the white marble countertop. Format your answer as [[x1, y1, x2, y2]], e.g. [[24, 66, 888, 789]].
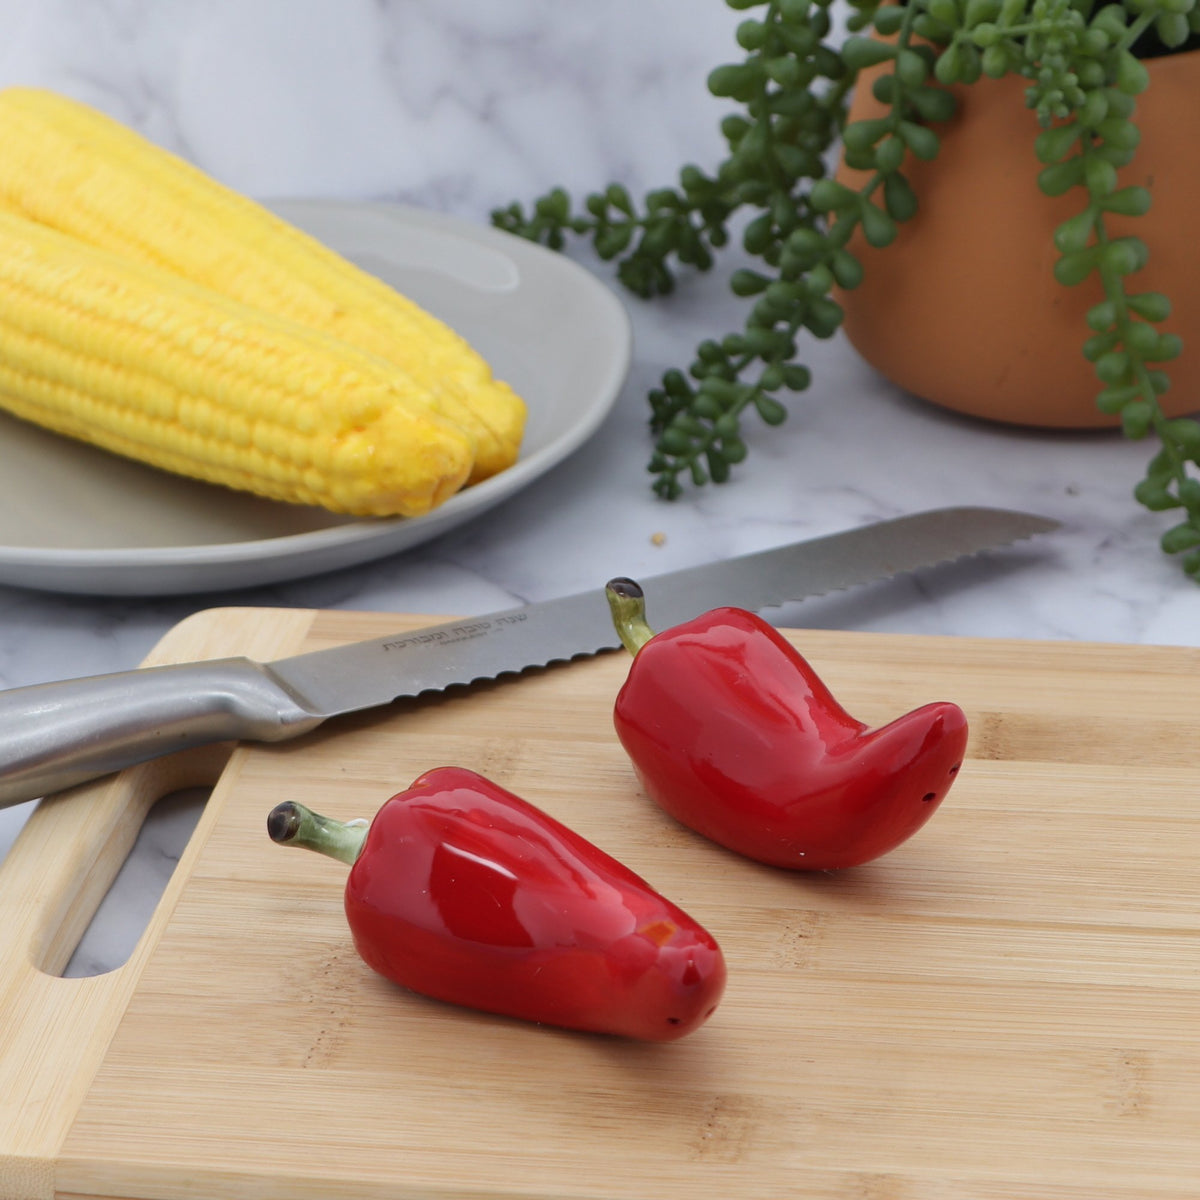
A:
[[0, 1, 1194, 976]]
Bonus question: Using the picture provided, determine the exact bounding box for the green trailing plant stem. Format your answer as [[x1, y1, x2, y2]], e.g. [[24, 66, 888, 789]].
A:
[[492, 0, 1200, 581]]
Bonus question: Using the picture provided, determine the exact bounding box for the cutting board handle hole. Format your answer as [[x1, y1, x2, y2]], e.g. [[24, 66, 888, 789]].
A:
[[56, 785, 210, 978]]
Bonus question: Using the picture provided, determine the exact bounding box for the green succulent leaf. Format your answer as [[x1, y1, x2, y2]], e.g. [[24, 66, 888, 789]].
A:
[[898, 120, 941, 160], [1114, 51, 1150, 95], [1133, 478, 1181, 510], [909, 85, 958, 123], [1035, 124, 1081, 165], [873, 7, 907, 35], [1164, 418, 1200, 456], [841, 36, 897, 70], [874, 133, 907, 174], [1121, 400, 1154, 439], [1039, 157, 1086, 197], [830, 249, 865, 289], [1161, 522, 1200, 554], [842, 117, 894, 154], [860, 200, 898, 248], [1054, 209, 1097, 255], [1087, 300, 1118, 331], [883, 172, 919, 222], [934, 42, 963, 84], [1097, 382, 1141, 413], [1055, 247, 1099, 287], [1127, 292, 1172, 322], [1101, 186, 1152, 217]]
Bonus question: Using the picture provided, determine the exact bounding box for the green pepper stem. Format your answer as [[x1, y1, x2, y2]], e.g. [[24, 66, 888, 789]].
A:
[[267, 801, 368, 866], [605, 576, 657, 656]]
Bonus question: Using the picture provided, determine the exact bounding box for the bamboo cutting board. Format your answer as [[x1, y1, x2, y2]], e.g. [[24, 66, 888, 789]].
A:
[[1, 607, 1197, 1200]]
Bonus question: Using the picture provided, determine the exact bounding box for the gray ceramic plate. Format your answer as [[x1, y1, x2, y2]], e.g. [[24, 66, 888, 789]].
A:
[[0, 200, 631, 596]]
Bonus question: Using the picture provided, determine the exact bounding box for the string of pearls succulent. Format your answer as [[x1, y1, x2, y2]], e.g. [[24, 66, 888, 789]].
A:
[[495, 0, 1200, 581]]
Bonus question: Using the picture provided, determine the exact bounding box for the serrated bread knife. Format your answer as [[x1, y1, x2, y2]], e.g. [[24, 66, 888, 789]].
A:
[[0, 506, 1056, 808]]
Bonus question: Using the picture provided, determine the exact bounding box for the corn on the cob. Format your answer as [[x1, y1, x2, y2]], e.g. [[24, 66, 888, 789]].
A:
[[0, 86, 526, 483], [0, 209, 476, 517]]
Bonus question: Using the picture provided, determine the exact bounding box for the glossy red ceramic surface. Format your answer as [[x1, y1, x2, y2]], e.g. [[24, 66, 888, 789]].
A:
[[345, 767, 725, 1040], [613, 608, 968, 870]]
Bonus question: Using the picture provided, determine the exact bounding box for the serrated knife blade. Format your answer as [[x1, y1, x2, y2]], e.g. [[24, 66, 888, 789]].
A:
[[0, 505, 1056, 807]]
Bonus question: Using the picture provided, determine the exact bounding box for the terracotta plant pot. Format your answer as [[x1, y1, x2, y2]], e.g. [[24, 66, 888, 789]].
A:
[[834, 49, 1200, 427]]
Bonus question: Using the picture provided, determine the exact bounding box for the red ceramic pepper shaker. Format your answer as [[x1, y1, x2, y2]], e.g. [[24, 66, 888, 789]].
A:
[[606, 578, 969, 871], [268, 766, 725, 1040]]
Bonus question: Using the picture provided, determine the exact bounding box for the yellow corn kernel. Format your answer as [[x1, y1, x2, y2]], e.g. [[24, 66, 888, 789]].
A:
[[0, 86, 526, 482], [0, 210, 475, 517]]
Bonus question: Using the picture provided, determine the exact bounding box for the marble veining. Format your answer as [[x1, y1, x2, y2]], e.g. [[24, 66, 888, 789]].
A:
[[0, 1, 1193, 974]]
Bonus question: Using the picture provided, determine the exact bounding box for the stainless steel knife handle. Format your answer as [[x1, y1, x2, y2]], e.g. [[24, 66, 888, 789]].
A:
[[0, 658, 325, 808]]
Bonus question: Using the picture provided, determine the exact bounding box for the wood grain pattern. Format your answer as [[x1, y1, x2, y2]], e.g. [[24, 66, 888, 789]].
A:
[[1, 609, 1196, 1200]]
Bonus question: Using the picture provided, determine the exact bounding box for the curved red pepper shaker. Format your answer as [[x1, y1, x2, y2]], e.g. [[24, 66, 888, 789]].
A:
[[606, 578, 969, 871], [267, 766, 725, 1041]]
